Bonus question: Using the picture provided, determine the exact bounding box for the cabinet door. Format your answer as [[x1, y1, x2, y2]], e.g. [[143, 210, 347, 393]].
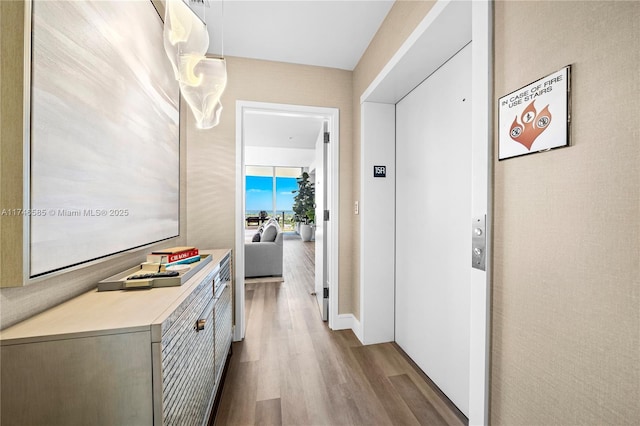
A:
[[1, 332, 153, 426], [159, 292, 215, 426]]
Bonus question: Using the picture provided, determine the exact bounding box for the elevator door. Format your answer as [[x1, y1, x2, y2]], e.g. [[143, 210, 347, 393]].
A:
[[395, 43, 472, 416]]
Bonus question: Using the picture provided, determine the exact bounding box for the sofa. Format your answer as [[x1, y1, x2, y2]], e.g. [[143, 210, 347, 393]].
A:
[[244, 219, 283, 278]]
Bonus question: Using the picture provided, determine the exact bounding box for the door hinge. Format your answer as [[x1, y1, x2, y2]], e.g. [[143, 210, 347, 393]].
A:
[[323, 287, 329, 299], [324, 210, 330, 221], [324, 132, 330, 143]]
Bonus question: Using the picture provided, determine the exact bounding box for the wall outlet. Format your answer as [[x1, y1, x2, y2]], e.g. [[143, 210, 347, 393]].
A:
[[354, 201, 359, 215]]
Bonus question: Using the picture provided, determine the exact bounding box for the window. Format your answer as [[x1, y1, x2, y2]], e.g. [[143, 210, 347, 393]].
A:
[[245, 166, 302, 230]]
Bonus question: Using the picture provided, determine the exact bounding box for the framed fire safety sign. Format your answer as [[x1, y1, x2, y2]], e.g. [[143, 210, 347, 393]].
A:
[[498, 65, 571, 160]]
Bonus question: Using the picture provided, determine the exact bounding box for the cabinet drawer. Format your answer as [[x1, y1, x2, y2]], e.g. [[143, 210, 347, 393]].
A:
[[213, 252, 231, 293], [159, 294, 215, 425], [159, 268, 216, 340]]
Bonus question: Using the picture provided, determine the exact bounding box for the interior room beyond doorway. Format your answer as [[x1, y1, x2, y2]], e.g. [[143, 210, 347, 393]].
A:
[[235, 101, 340, 340]]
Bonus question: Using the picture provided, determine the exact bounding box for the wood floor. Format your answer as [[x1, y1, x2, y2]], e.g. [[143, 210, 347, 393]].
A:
[[215, 232, 467, 426]]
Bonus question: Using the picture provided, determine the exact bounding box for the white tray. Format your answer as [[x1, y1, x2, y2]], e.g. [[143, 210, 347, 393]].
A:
[[97, 254, 212, 291]]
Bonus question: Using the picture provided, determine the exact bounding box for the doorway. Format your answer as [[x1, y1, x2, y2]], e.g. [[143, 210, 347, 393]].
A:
[[235, 101, 340, 341]]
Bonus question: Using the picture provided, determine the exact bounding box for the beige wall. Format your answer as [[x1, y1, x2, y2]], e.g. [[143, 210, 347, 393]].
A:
[[1, 0, 25, 290], [492, 1, 639, 424], [351, 1, 436, 318], [184, 56, 354, 313], [0, 1, 187, 329]]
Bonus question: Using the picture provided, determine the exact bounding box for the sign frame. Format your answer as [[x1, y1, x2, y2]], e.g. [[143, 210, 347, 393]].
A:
[[498, 65, 571, 160]]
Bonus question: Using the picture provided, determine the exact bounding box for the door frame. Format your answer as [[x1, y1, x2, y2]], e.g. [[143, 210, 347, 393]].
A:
[[359, 1, 492, 424], [314, 122, 330, 321], [234, 101, 340, 341]]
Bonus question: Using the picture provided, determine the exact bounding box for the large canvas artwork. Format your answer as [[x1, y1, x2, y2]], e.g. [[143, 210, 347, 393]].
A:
[[29, 0, 180, 277]]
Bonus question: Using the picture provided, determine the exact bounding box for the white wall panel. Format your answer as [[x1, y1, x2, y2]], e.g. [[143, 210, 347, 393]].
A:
[[360, 102, 395, 344]]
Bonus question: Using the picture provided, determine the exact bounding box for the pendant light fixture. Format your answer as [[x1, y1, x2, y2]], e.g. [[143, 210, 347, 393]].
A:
[[178, 54, 226, 129], [163, 0, 227, 129]]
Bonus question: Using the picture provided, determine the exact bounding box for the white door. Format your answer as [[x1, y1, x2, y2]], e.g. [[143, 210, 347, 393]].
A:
[[315, 124, 328, 320], [395, 43, 472, 416]]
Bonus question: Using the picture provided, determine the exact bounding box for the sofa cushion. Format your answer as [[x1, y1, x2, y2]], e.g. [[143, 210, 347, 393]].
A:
[[252, 232, 261, 242], [264, 218, 279, 230], [261, 223, 278, 242]]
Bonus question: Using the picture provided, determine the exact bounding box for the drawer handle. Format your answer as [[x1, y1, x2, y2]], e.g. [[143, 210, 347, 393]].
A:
[[194, 319, 206, 332]]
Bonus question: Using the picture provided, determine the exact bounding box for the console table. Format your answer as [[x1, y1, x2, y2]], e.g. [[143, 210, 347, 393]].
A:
[[0, 249, 232, 426]]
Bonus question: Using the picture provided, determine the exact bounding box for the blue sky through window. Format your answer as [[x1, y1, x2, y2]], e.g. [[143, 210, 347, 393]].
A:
[[276, 177, 297, 212], [245, 175, 297, 212]]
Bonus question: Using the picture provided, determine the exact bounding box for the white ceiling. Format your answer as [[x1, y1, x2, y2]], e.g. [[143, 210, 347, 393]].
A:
[[189, 0, 394, 70], [244, 110, 324, 149]]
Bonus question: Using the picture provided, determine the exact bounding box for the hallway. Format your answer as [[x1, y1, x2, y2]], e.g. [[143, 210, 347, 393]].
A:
[[215, 233, 466, 425]]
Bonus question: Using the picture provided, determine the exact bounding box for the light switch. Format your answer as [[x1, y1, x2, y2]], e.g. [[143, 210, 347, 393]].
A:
[[354, 201, 359, 215]]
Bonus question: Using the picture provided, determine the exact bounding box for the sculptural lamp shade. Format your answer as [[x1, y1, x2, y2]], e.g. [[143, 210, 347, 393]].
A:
[[179, 55, 227, 129], [163, 0, 208, 79], [163, 0, 227, 129]]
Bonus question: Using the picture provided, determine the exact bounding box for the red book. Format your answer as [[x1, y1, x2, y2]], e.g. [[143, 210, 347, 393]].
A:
[[147, 247, 199, 264]]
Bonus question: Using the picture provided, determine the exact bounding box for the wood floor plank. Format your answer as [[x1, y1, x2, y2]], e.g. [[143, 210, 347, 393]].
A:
[[386, 343, 467, 426], [351, 345, 421, 426], [297, 349, 342, 425], [310, 329, 349, 387], [212, 348, 239, 425], [274, 283, 293, 333], [254, 398, 283, 426], [326, 331, 396, 425], [240, 283, 264, 362], [215, 358, 259, 426], [338, 374, 395, 425], [366, 341, 410, 377], [277, 352, 311, 426], [390, 373, 449, 426], [255, 340, 281, 402]]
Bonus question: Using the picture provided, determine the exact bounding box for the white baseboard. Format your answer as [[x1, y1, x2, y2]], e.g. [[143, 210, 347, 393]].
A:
[[333, 314, 364, 344], [332, 313, 353, 330], [352, 316, 363, 343]]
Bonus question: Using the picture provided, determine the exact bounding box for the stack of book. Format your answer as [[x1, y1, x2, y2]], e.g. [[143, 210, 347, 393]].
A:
[[146, 246, 200, 268]]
